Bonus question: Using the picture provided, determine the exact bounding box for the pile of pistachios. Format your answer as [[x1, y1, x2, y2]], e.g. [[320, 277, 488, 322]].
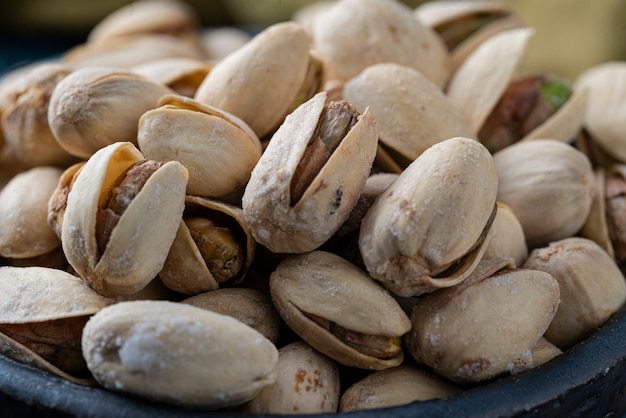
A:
[[1, 0, 626, 413]]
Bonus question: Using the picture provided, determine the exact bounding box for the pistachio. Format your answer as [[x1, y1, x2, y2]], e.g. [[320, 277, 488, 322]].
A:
[[580, 168, 614, 258], [61, 142, 188, 297], [483, 202, 528, 267], [523, 237, 626, 349], [604, 165, 626, 260], [359, 136, 498, 297], [244, 340, 340, 414], [528, 337, 562, 368], [242, 91, 377, 254], [269, 251, 412, 370], [47, 162, 84, 240], [81, 300, 279, 408], [132, 58, 212, 97]]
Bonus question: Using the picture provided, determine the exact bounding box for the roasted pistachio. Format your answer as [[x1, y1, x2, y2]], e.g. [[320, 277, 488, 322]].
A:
[[482, 202, 528, 267], [132, 58, 212, 97]]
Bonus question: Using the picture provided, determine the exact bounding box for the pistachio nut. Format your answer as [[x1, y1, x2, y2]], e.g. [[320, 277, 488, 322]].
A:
[[406, 257, 560, 383], [359, 136, 498, 297], [528, 337, 562, 368], [342, 62, 476, 173], [493, 139, 595, 249], [137, 94, 262, 199], [81, 300, 279, 408], [482, 201, 528, 267], [269, 251, 412, 370], [195, 21, 321, 139], [182, 287, 280, 344], [604, 165, 626, 260], [159, 195, 255, 295], [579, 167, 614, 258], [61, 142, 188, 297], [574, 62, 626, 163], [242, 91, 378, 254], [339, 364, 462, 412], [0, 166, 63, 259], [47, 162, 84, 240], [523, 237, 626, 350], [47, 66, 174, 159], [0, 266, 110, 382], [244, 340, 340, 414], [132, 58, 212, 97], [312, 0, 451, 88]]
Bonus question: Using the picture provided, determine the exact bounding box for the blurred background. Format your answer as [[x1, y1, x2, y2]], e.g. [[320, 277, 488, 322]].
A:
[[0, 0, 625, 80]]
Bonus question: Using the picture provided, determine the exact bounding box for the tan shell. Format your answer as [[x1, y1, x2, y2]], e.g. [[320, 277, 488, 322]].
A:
[[529, 337, 562, 367], [0, 166, 63, 259], [312, 0, 451, 89], [81, 300, 278, 408], [269, 251, 412, 370], [405, 257, 560, 383], [580, 168, 614, 258], [244, 340, 340, 414], [483, 201, 528, 267], [137, 94, 261, 198], [47, 162, 84, 240], [61, 142, 188, 297], [132, 58, 212, 97], [194, 22, 313, 139], [47, 66, 174, 159], [242, 91, 378, 254], [493, 139, 595, 249], [523, 237, 626, 350], [182, 287, 280, 344], [343, 62, 476, 172], [359, 137, 498, 297], [339, 364, 462, 412], [574, 62, 626, 163], [159, 195, 255, 295]]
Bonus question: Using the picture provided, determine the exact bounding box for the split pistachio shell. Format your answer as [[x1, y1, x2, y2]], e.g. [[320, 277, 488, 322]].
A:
[[343, 63, 476, 172], [132, 58, 212, 97], [159, 195, 255, 295], [483, 202, 528, 267], [270, 251, 412, 370], [0, 166, 63, 259], [339, 364, 462, 412], [575, 62, 626, 163], [493, 139, 595, 249], [61, 142, 188, 297], [406, 257, 560, 383], [359, 136, 498, 297], [312, 0, 451, 89], [194, 22, 314, 139], [244, 340, 340, 414], [47, 162, 84, 240], [137, 94, 261, 198], [47, 66, 174, 159], [182, 288, 280, 344], [242, 91, 378, 254], [81, 300, 279, 408], [523, 237, 626, 349]]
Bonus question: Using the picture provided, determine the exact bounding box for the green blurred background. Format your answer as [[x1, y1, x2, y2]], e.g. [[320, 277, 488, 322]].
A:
[[1, 0, 625, 80]]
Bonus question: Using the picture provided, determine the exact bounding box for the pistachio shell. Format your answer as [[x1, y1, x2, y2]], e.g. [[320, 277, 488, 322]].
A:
[[483, 201, 528, 267], [359, 136, 498, 297], [47, 162, 84, 240], [529, 337, 562, 367], [269, 251, 412, 370], [81, 300, 278, 408], [132, 58, 212, 97], [242, 91, 378, 254], [579, 168, 614, 258]]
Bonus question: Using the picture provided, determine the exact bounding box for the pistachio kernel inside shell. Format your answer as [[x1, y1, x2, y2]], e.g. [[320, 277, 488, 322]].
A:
[[184, 217, 244, 283], [290, 100, 359, 206], [306, 312, 402, 359], [95, 160, 163, 258]]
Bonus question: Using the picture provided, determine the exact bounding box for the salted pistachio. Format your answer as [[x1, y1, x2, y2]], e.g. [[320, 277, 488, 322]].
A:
[[580, 168, 614, 257], [574, 62, 626, 163], [269, 251, 412, 370], [339, 364, 462, 412], [199, 27, 252, 61], [483, 201, 528, 267], [343, 62, 476, 173], [0, 266, 111, 383], [312, 0, 451, 89], [493, 139, 595, 249], [47, 162, 84, 240], [603, 165, 626, 260], [414, 0, 525, 73], [527, 337, 562, 368], [61, 142, 188, 297], [47, 66, 174, 159], [523, 237, 626, 350], [359, 136, 498, 297], [244, 340, 340, 414], [159, 195, 255, 295], [242, 91, 377, 254], [0, 166, 63, 259], [137, 94, 262, 199], [82, 300, 278, 408], [182, 288, 280, 344], [0, 62, 78, 168], [132, 58, 212, 97], [406, 257, 560, 383], [195, 22, 322, 139]]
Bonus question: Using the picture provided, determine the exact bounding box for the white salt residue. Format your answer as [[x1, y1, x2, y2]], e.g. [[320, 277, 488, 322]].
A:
[[118, 322, 169, 374]]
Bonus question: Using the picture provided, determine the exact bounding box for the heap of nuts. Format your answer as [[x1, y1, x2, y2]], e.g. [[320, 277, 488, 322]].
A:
[[1, 0, 626, 413]]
